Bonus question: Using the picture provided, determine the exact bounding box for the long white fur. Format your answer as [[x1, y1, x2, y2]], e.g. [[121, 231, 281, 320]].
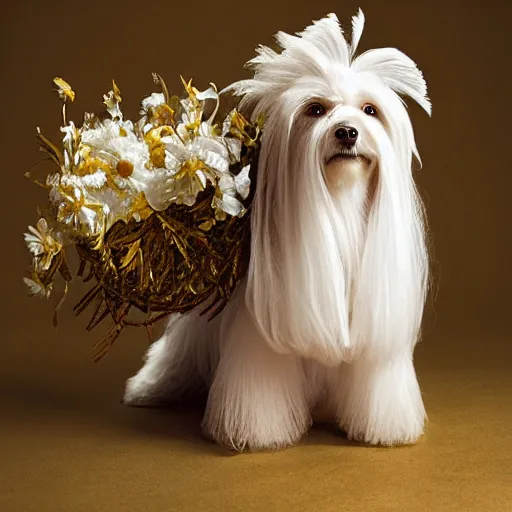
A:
[[124, 10, 431, 451]]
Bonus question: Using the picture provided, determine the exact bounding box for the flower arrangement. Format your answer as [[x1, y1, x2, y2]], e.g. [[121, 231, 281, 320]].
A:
[[24, 75, 262, 361]]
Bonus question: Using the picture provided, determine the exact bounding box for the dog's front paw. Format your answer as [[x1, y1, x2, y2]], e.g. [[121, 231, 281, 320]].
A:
[[201, 409, 310, 452], [202, 368, 311, 452], [343, 420, 423, 447], [337, 353, 426, 447], [339, 396, 425, 447]]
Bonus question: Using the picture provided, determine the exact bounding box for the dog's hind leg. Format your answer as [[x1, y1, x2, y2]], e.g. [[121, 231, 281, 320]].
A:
[[123, 308, 220, 407]]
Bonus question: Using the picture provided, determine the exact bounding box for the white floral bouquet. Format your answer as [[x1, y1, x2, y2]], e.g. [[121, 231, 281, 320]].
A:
[[24, 75, 262, 360]]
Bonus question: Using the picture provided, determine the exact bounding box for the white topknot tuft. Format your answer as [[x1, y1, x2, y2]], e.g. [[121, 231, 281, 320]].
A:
[[224, 10, 431, 116]]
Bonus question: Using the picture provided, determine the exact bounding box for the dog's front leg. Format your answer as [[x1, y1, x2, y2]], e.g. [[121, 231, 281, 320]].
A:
[[336, 349, 426, 446], [202, 304, 311, 451]]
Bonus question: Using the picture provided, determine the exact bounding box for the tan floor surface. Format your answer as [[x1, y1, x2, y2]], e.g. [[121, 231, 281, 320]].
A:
[[1, 325, 511, 512]]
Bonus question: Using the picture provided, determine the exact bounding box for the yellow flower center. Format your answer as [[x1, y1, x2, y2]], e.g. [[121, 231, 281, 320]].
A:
[[116, 160, 134, 177]]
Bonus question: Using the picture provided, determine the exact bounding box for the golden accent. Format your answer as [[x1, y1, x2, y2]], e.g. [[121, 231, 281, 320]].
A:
[[116, 159, 134, 177], [24, 74, 262, 362], [53, 77, 75, 102]]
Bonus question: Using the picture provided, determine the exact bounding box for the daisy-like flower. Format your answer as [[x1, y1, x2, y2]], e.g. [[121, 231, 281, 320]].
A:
[[23, 275, 53, 299], [108, 134, 151, 189], [81, 119, 152, 193], [135, 80, 250, 216], [51, 177, 105, 235], [80, 119, 126, 147], [24, 218, 62, 271], [145, 136, 229, 211], [145, 86, 243, 209], [52, 116, 153, 233], [46, 172, 109, 235], [165, 136, 245, 207]]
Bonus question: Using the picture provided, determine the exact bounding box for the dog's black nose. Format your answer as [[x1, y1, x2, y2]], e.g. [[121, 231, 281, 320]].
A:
[[335, 126, 358, 146]]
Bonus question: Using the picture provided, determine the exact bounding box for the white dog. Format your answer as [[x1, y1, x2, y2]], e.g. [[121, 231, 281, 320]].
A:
[[124, 10, 432, 451]]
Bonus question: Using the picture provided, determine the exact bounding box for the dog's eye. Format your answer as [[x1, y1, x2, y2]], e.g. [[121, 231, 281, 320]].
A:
[[305, 103, 326, 117], [363, 104, 378, 117]]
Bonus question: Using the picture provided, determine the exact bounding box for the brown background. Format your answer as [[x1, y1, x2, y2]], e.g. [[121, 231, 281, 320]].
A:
[[1, 0, 511, 511]]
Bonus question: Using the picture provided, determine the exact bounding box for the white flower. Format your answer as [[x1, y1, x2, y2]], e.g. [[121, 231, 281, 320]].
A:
[[24, 218, 62, 271], [81, 119, 151, 194], [54, 118, 155, 232], [108, 136, 152, 192], [145, 134, 231, 211], [88, 187, 133, 226], [24, 219, 48, 256], [195, 87, 218, 102], [234, 165, 251, 200], [142, 168, 171, 211], [81, 119, 129, 147], [145, 97, 248, 212], [212, 174, 245, 219], [23, 277, 52, 299], [177, 98, 202, 139], [81, 170, 107, 189], [141, 92, 165, 111], [195, 137, 231, 173], [164, 136, 230, 172], [48, 177, 102, 235]]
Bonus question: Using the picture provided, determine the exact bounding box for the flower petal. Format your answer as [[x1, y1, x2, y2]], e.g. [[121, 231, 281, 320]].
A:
[[141, 92, 165, 111], [23, 277, 51, 298], [234, 165, 251, 200], [196, 87, 218, 101]]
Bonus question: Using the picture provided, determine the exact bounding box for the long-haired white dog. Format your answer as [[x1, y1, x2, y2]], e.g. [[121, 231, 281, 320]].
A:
[[124, 10, 432, 451]]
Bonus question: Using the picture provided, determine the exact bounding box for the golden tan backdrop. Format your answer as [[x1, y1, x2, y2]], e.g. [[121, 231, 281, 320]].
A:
[[1, 0, 511, 511]]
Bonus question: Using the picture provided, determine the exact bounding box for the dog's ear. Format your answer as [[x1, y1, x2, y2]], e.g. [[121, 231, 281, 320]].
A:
[[351, 47, 432, 116]]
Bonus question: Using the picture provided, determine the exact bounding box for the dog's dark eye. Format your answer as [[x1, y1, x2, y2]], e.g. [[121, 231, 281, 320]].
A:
[[363, 104, 378, 117], [306, 103, 326, 117]]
